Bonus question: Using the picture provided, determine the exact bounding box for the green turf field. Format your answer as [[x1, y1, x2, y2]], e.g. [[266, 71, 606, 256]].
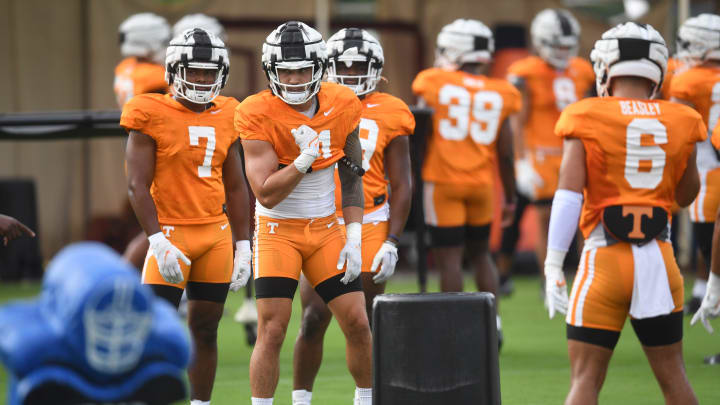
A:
[[1, 274, 719, 404]]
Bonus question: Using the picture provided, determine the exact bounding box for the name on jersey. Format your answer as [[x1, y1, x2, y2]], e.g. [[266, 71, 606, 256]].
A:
[[619, 100, 661, 116], [462, 77, 485, 88]]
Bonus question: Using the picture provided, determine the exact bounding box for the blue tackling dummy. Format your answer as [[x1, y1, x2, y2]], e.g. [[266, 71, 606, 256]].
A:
[[0, 242, 191, 405]]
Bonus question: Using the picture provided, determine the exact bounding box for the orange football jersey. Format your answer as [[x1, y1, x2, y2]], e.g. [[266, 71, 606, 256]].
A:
[[114, 57, 169, 108], [670, 65, 720, 128], [234, 82, 362, 172], [412, 68, 522, 185], [333, 92, 416, 216], [120, 94, 240, 224], [507, 56, 594, 149], [659, 57, 683, 100], [555, 97, 707, 237]]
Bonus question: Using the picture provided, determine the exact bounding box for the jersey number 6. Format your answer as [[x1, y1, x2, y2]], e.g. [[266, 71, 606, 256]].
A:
[[625, 118, 667, 189]]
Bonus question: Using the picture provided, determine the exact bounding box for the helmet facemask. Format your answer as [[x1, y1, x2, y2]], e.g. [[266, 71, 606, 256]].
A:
[[537, 37, 578, 70], [172, 62, 224, 104], [329, 59, 381, 95], [268, 60, 324, 105]]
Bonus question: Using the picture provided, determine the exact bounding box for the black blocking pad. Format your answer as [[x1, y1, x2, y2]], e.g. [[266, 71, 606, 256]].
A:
[[372, 293, 500, 405]]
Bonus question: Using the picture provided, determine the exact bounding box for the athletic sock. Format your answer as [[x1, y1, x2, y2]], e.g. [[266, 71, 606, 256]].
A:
[[190, 401, 210, 405], [251, 397, 273, 405], [292, 389, 312, 404], [354, 387, 372, 405]]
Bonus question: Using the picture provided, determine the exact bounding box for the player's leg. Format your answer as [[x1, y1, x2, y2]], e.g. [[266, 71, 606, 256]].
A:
[[424, 182, 466, 292], [466, 182, 497, 296], [497, 193, 530, 296], [631, 240, 697, 404], [534, 202, 552, 276], [303, 216, 371, 403], [565, 243, 630, 404], [565, 339, 614, 405], [123, 231, 149, 270], [292, 274, 332, 396], [182, 221, 233, 401], [251, 216, 304, 400], [687, 222, 712, 314]]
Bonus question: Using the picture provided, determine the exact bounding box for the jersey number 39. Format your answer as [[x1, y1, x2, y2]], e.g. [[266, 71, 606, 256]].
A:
[[438, 84, 503, 145]]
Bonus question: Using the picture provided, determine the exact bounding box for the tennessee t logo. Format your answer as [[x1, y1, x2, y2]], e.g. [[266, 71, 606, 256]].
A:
[[162, 226, 175, 237], [623, 206, 653, 239], [267, 222, 279, 234]]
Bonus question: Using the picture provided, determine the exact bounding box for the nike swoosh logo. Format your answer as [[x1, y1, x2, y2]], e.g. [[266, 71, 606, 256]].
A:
[[366, 103, 380, 108], [327, 222, 333, 228], [220, 223, 229, 230], [323, 107, 335, 116], [210, 109, 222, 114]]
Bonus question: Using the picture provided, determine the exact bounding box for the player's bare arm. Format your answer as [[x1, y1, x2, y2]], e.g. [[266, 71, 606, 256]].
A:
[[339, 126, 364, 223], [675, 146, 700, 207], [557, 138, 586, 192], [241, 139, 305, 209], [496, 119, 517, 225], [126, 129, 161, 236], [508, 78, 529, 158], [223, 139, 251, 241], [384, 135, 412, 239]]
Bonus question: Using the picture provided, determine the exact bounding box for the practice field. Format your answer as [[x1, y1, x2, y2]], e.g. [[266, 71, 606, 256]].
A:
[[1, 274, 719, 404]]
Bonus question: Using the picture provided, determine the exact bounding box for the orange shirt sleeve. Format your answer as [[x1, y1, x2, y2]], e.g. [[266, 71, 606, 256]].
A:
[[555, 102, 583, 139], [412, 69, 433, 97], [120, 96, 152, 134], [712, 123, 720, 149], [386, 100, 416, 142], [669, 70, 695, 102], [234, 96, 271, 143], [504, 84, 522, 115]]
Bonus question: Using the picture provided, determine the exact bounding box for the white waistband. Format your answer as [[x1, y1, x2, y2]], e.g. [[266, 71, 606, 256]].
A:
[[337, 202, 390, 224]]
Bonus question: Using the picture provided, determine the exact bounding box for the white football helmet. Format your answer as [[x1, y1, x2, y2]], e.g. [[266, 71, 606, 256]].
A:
[[327, 28, 384, 96], [119, 13, 171, 64], [435, 19, 494, 69], [262, 21, 327, 105], [165, 28, 229, 104], [591, 22, 668, 98], [676, 13, 720, 67], [173, 13, 227, 42], [531, 9, 580, 70]]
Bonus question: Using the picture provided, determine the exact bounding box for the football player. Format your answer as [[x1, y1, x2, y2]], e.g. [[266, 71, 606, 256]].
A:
[[115, 13, 172, 272], [670, 14, 720, 318], [692, 121, 720, 364], [412, 19, 520, 344], [545, 22, 702, 404], [291, 28, 414, 405], [121, 28, 252, 405], [234, 22, 372, 405], [498, 9, 594, 295], [114, 13, 170, 108]]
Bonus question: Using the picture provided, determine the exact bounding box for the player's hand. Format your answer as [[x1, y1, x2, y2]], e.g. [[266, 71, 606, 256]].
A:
[[291, 124, 320, 157], [338, 222, 362, 284], [230, 240, 252, 292], [0, 214, 35, 246], [292, 125, 320, 173], [691, 273, 720, 333], [544, 260, 568, 319], [371, 241, 398, 284], [516, 157, 543, 200], [148, 232, 190, 284]]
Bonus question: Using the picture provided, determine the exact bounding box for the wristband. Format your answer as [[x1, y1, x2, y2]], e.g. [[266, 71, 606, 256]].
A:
[[387, 233, 400, 245]]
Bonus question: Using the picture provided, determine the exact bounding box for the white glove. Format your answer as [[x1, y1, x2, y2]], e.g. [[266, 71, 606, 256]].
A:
[[291, 124, 320, 173], [691, 272, 720, 333], [148, 232, 190, 284], [230, 240, 252, 292], [370, 241, 398, 284], [338, 222, 362, 284], [544, 249, 569, 319], [516, 157, 543, 200]]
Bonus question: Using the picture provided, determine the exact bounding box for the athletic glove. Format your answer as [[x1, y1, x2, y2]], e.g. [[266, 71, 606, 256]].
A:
[[338, 222, 362, 284], [148, 232, 190, 284], [370, 241, 398, 284], [291, 124, 320, 173], [691, 272, 720, 333], [516, 157, 543, 200], [544, 248, 569, 319], [230, 240, 252, 292]]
